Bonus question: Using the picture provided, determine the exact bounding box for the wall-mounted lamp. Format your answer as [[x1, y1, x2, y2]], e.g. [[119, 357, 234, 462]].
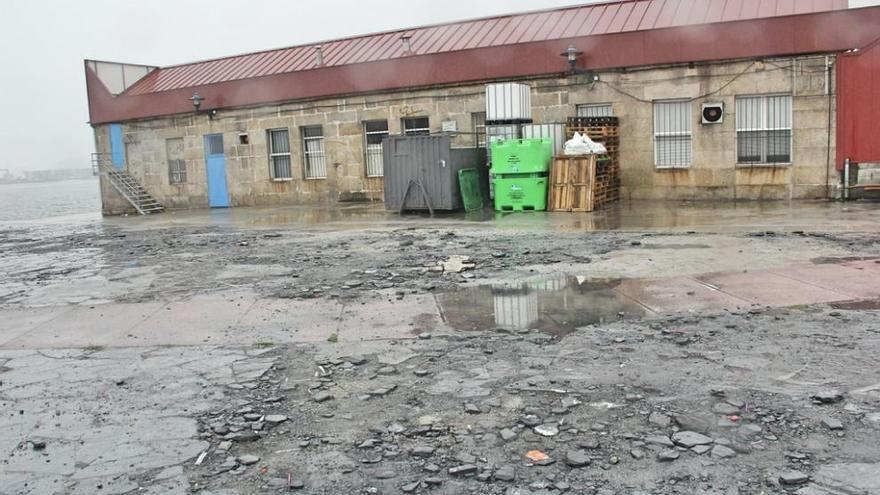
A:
[[190, 92, 205, 112], [189, 92, 217, 120], [561, 45, 584, 72], [401, 35, 412, 54], [560, 45, 598, 82]]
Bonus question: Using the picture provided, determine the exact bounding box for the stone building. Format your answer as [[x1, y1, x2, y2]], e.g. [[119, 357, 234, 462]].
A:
[[84, 0, 880, 214]]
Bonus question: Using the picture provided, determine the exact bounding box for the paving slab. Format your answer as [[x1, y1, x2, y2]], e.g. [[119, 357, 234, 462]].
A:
[[770, 263, 880, 300], [238, 297, 343, 342], [3, 303, 163, 349], [127, 296, 256, 346], [695, 272, 851, 307], [338, 293, 447, 341], [615, 277, 752, 314], [0, 305, 73, 346]]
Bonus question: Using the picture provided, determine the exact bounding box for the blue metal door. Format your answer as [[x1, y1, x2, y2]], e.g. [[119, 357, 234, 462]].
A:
[[109, 123, 125, 169], [204, 134, 229, 208]]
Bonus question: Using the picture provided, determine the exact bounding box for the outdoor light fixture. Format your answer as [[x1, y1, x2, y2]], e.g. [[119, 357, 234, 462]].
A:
[[560, 45, 598, 82], [190, 92, 205, 112], [561, 45, 584, 72]]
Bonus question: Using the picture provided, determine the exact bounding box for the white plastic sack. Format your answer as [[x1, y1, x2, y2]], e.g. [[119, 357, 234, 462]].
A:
[[564, 132, 607, 156]]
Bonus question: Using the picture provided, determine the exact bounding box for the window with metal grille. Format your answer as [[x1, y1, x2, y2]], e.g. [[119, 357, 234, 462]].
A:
[[166, 138, 186, 184], [267, 129, 292, 180], [402, 117, 430, 136], [576, 103, 614, 117], [205, 134, 224, 156], [364, 120, 389, 177], [736, 95, 792, 165], [472, 112, 487, 148], [301, 125, 326, 179], [653, 100, 693, 168]]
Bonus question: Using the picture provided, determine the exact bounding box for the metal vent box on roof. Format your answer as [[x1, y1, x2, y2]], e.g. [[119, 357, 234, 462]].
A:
[[486, 83, 531, 123]]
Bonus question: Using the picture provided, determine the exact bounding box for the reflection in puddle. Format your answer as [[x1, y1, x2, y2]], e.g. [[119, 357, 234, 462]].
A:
[[436, 275, 648, 336]]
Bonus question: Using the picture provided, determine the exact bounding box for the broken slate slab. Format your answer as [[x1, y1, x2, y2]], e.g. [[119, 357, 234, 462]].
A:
[[264, 415, 288, 424], [449, 464, 478, 476], [495, 465, 516, 481], [779, 470, 810, 486], [657, 450, 680, 462], [711, 445, 737, 459], [313, 392, 334, 403], [812, 390, 844, 404], [238, 454, 260, 465], [672, 431, 714, 448], [534, 424, 559, 437], [645, 435, 675, 448], [500, 428, 518, 441], [564, 450, 591, 467], [822, 416, 844, 430]]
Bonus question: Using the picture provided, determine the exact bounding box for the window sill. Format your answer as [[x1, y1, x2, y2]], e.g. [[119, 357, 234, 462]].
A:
[[271, 178, 294, 182], [304, 177, 326, 181], [654, 165, 691, 171], [736, 163, 792, 168], [366, 175, 384, 179]]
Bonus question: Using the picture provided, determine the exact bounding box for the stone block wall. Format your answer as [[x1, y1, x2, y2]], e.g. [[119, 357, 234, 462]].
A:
[[94, 55, 837, 214]]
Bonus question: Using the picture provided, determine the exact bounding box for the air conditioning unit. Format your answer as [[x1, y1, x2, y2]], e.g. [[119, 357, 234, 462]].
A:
[[702, 102, 724, 124]]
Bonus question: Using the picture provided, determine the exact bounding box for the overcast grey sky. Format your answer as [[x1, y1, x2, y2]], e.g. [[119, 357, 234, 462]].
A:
[[0, 0, 877, 172]]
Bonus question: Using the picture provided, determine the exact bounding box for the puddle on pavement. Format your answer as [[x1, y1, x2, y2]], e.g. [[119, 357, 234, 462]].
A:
[[435, 275, 648, 336]]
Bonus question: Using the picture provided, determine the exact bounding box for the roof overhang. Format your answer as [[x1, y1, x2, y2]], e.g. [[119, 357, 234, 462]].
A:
[[86, 7, 880, 125]]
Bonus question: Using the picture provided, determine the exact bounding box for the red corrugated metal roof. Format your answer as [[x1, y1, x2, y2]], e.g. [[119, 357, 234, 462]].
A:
[[123, 0, 848, 96]]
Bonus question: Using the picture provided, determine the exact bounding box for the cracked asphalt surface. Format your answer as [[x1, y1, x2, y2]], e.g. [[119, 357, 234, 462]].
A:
[[1, 201, 880, 494]]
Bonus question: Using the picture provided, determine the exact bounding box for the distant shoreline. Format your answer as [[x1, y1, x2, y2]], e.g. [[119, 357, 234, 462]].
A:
[[0, 177, 98, 186]]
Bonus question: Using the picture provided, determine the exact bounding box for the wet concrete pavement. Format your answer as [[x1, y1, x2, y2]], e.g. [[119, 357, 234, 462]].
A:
[[93, 200, 880, 234], [2, 200, 880, 494], [2, 258, 879, 348]]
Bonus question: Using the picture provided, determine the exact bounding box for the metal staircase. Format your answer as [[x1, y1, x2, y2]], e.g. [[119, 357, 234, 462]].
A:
[[92, 154, 165, 215]]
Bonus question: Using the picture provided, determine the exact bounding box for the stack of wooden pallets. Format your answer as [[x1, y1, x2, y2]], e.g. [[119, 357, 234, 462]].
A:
[[565, 116, 621, 207], [548, 155, 597, 212]]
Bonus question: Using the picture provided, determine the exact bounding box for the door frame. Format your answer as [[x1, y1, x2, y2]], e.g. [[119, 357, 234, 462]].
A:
[[204, 133, 230, 208]]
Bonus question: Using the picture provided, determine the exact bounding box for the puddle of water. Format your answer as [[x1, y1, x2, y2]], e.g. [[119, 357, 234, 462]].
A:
[[435, 274, 648, 336], [831, 299, 880, 310]]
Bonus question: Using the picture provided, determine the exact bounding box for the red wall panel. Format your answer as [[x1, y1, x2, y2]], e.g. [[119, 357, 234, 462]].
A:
[[837, 37, 880, 168]]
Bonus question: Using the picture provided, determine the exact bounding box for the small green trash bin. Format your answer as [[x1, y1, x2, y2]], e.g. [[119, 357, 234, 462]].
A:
[[458, 168, 484, 212], [490, 139, 553, 175], [492, 175, 548, 212]]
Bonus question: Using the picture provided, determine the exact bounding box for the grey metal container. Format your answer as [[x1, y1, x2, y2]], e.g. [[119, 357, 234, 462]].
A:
[[383, 135, 487, 211]]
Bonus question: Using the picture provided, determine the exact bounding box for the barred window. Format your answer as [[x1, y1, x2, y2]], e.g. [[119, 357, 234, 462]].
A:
[[268, 129, 292, 180], [736, 95, 792, 165], [302, 125, 326, 179], [402, 117, 430, 136], [576, 103, 614, 117], [472, 112, 487, 148], [166, 138, 186, 184], [653, 100, 693, 168], [364, 120, 389, 177]]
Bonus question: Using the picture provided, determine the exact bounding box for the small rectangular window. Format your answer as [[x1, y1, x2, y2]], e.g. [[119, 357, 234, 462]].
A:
[[364, 120, 389, 177], [302, 125, 326, 179], [472, 112, 487, 148], [653, 100, 693, 168], [267, 129, 292, 180], [402, 117, 430, 136], [205, 134, 224, 156], [576, 103, 614, 117], [736, 95, 792, 165], [166, 138, 186, 184]]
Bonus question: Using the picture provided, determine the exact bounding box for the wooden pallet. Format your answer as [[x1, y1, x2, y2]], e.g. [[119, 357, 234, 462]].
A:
[[549, 155, 597, 212]]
